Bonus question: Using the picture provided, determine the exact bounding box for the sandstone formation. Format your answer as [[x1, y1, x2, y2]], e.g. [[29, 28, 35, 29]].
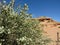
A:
[[34, 16, 60, 45]]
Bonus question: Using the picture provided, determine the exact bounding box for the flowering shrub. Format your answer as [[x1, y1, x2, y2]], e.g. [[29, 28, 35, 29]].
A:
[[0, 0, 51, 45]]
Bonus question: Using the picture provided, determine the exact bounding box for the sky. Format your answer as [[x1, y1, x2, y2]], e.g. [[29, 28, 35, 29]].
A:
[[0, 0, 60, 22]]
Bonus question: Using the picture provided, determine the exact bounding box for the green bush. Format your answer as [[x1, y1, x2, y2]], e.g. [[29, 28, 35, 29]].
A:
[[0, 0, 51, 45]]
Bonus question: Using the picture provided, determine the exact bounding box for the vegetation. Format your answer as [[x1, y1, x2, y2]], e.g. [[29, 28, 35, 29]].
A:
[[0, 0, 51, 45]]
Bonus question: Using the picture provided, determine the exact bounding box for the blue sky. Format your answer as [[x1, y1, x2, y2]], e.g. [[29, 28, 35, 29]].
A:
[[0, 0, 60, 22]]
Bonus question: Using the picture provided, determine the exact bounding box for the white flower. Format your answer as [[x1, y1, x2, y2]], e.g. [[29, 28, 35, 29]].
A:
[[3, 5, 5, 8], [4, 7, 7, 10], [0, 26, 4, 33], [0, 27, 2, 30], [1, 26, 4, 28], [29, 38, 32, 41], [8, 29, 11, 34], [20, 36, 26, 41], [1, 18, 3, 21], [41, 41, 44, 44], [0, 43, 1, 45], [16, 39, 19, 41]]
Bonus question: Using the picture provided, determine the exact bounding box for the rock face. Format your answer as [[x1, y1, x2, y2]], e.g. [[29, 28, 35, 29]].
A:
[[35, 17, 60, 45]]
